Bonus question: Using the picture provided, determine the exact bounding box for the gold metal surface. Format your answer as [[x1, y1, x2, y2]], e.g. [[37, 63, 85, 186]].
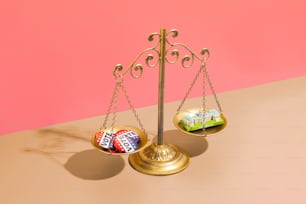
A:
[[173, 108, 227, 136], [157, 28, 167, 145], [128, 143, 189, 175], [91, 125, 148, 155]]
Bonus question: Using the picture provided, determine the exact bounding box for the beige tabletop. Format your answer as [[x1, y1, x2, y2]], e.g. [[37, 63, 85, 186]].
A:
[[1, 76, 306, 204]]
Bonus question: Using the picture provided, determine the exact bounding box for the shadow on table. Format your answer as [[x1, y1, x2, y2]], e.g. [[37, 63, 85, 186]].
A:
[[23, 127, 125, 180], [64, 149, 125, 180], [152, 129, 209, 157]]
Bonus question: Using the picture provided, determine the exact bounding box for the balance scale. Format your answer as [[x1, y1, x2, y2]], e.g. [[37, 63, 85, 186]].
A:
[[91, 28, 227, 176]]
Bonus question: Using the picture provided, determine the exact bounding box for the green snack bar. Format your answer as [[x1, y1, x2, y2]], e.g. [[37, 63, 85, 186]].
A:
[[180, 109, 224, 132]]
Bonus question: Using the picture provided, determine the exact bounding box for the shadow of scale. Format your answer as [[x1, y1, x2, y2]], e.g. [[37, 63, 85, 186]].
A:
[[64, 149, 125, 180], [91, 28, 227, 176]]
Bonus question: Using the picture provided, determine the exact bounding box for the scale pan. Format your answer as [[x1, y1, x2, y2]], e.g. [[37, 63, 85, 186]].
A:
[[173, 108, 227, 137], [92, 125, 148, 155]]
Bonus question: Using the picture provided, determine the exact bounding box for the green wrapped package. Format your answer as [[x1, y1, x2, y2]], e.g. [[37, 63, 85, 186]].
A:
[[180, 109, 224, 132]]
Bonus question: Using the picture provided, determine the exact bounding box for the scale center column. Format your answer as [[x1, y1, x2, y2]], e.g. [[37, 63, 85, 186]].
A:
[[157, 28, 166, 145], [128, 28, 190, 176]]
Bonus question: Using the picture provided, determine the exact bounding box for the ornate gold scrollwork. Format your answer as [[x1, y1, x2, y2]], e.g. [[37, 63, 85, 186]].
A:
[[148, 32, 160, 42], [200, 48, 210, 61], [112, 29, 209, 79], [165, 48, 179, 64], [113, 64, 124, 78]]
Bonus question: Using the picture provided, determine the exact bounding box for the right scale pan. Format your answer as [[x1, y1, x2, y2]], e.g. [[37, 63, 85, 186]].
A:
[[173, 108, 227, 137]]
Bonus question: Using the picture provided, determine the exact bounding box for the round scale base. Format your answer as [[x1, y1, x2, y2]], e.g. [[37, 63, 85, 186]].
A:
[[128, 143, 189, 175]]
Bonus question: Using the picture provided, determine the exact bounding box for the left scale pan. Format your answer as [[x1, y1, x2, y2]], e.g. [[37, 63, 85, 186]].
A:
[[92, 126, 148, 155]]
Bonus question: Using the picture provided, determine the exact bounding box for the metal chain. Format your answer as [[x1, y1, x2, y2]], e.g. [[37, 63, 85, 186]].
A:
[[201, 63, 207, 137], [101, 80, 121, 130], [176, 64, 203, 113], [110, 82, 121, 132], [101, 76, 147, 136], [203, 67, 223, 113], [120, 79, 147, 135]]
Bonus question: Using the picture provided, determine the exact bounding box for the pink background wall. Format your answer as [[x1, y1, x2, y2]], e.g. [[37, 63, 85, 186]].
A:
[[1, 0, 306, 135]]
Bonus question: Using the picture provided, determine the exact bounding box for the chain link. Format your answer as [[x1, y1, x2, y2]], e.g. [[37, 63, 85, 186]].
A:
[[101, 75, 147, 136], [203, 68, 223, 113], [101, 79, 121, 131], [176, 64, 203, 113], [201, 63, 207, 136], [120, 80, 147, 135], [110, 84, 120, 132]]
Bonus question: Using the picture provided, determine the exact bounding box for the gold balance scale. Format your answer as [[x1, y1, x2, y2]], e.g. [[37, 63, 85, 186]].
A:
[[91, 28, 227, 175]]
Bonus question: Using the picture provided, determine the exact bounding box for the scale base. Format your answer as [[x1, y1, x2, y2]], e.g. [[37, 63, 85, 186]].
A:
[[128, 143, 189, 175]]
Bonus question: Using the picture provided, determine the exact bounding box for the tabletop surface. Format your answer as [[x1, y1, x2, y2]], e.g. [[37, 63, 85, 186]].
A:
[[1, 76, 306, 204]]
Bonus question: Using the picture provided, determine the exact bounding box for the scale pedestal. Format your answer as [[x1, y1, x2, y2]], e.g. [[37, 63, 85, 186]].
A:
[[92, 28, 226, 176], [129, 143, 189, 175]]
